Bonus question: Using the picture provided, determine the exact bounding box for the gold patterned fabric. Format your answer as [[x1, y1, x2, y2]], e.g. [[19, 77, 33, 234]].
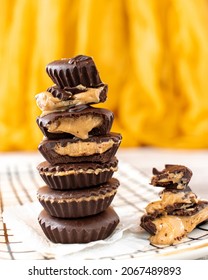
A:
[[1, 0, 208, 150]]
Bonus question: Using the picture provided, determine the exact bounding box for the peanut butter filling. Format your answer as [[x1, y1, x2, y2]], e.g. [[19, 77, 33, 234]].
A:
[[35, 91, 71, 112], [72, 87, 101, 104], [47, 115, 102, 139], [40, 166, 118, 176], [150, 206, 208, 245], [145, 191, 198, 215], [36, 86, 104, 116], [152, 171, 184, 189], [54, 139, 115, 156]]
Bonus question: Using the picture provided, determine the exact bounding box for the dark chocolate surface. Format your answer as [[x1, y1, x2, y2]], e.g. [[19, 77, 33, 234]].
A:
[[37, 178, 119, 218], [47, 86, 74, 100], [37, 156, 118, 173], [36, 105, 114, 139], [38, 206, 119, 243], [140, 214, 157, 235], [46, 55, 103, 88], [37, 157, 118, 190], [37, 178, 119, 201]]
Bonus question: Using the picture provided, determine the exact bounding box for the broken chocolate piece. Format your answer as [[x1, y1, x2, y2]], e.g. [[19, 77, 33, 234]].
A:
[[167, 200, 208, 216], [151, 164, 192, 189], [142, 201, 208, 246], [141, 164, 208, 246], [145, 186, 198, 218], [140, 214, 157, 235]]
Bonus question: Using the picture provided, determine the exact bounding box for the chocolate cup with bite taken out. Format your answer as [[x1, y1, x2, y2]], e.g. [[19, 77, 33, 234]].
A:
[[36, 105, 114, 140], [38, 132, 122, 165]]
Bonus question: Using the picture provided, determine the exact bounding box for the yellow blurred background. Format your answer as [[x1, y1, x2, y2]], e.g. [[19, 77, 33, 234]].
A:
[[1, 0, 208, 151]]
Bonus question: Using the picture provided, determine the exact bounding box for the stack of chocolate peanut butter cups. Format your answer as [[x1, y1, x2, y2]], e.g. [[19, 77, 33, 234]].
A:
[[35, 55, 122, 243]]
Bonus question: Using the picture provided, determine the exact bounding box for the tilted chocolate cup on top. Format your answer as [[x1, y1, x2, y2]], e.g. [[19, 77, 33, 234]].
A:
[[46, 55, 103, 88], [36, 105, 114, 140]]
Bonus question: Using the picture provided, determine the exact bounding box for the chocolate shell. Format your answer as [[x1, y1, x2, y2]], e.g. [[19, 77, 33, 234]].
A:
[[36, 105, 114, 140], [47, 86, 74, 101], [140, 214, 156, 235], [46, 55, 103, 88], [37, 178, 119, 218], [37, 157, 118, 190], [167, 200, 208, 216], [38, 132, 122, 165], [38, 206, 120, 243]]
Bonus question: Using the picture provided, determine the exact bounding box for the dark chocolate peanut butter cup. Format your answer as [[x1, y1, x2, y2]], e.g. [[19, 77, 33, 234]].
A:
[[37, 157, 118, 190], [36, 105, 114, 140], [37, 178, 119, 218], [38, 206, 119, 243], [46, 55, 103, 88], [38, 132, 122, 165]]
